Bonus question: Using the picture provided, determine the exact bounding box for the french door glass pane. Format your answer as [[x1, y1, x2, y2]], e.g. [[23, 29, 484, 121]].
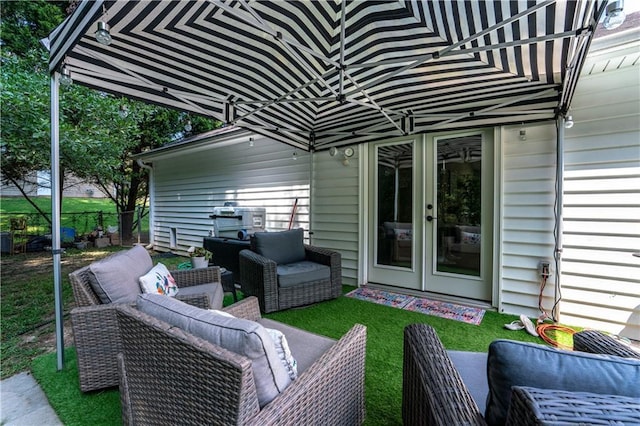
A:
[[376, 143, 413, 268], [436, 135, 482, 276]]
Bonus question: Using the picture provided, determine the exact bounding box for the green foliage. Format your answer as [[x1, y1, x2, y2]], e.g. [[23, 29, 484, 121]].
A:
[[0, 0, 221, 236], [0, 1, 67, 61]]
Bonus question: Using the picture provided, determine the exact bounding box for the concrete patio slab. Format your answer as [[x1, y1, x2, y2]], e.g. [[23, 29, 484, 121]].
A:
[[1, 372, 62, 425]]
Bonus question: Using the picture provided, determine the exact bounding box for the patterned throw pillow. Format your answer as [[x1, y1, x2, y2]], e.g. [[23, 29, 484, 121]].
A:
[[461, 231, 481, 245], [139, 263, 179, 297]]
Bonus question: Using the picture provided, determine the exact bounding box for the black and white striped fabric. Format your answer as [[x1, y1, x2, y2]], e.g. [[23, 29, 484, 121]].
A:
[[48, 0, 606, 151]]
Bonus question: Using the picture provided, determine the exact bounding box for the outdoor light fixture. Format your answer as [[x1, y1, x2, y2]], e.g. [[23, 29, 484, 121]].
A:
[[249, 137, 254, 147], [564, 115, 574, 129], [292, 150, 298, 160], [118, 104, 129, 118], [95, 21, 112, 45], [60, 65, 73, 87], [603, 0, 625, 30], [329, 146, 354, 166], [519, 129, 527, 141], [184, 120, 192, 133]]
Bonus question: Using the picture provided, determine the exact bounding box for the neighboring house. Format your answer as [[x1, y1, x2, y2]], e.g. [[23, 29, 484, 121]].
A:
[[136, 21, 639, 340], [0, 171, 109, 198]]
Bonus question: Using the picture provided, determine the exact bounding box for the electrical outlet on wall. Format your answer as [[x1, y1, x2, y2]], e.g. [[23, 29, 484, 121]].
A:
[[538, 260, 551, 279]]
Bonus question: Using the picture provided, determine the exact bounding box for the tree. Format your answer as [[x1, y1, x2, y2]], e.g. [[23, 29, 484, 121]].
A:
[[88, 104, 217, 240], [1, 0, 220, 238]]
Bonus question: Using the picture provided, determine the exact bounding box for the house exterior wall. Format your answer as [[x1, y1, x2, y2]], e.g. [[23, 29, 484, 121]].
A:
[[498, 123, 559, 319], [559, 63, 640, 340], [147, 132, 362, 285], [149, 135, 312, 256], [310, 146, 361, 285]]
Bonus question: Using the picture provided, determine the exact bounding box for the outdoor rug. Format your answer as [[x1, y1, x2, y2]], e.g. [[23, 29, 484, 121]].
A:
[[346, 287, 485, 325]]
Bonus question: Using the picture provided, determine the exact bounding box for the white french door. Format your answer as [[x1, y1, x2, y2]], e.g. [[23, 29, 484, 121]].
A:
[[367, 138, 423, 290], [367, 130, 493, 301]]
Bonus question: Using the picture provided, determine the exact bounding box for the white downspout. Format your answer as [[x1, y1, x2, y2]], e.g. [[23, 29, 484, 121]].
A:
[[137, 159, 154, 249]]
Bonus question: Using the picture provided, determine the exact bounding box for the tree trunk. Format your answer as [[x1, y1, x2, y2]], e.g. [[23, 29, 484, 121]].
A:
[[119, 210, 134, 243]]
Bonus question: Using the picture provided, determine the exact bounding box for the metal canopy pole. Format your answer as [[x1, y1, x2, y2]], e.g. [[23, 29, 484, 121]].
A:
[[51, 72, 64, 370]]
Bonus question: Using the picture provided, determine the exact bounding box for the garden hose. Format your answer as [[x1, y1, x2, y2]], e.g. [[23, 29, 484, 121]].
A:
[[536, 323, 576, 350]]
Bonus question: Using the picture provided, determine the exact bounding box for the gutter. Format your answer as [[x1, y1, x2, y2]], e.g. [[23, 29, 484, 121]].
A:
[[133, 126, 252, 162], [136, 159, 155, 249]]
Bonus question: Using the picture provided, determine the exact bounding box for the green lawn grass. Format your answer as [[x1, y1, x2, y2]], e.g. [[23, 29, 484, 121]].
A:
[[0, 196, 148, 236], [30, 285, 546, 426], [0, 248, 184, 379]]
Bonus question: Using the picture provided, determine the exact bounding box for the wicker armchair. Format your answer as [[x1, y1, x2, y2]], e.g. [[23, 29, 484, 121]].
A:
[[69, 263, 222, 392], [239, 229, 342, 313], [115, 296, 367, 425], [402, 324, 640, 426]]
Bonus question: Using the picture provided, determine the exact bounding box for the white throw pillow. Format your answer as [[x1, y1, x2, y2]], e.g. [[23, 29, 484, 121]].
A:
[[210, 309, 298, 380], [139, 263, 179, 297], [265, 328, 298, 380]]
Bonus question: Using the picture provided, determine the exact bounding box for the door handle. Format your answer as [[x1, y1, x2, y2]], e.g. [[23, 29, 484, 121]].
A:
[[426, 215, 437, 222]]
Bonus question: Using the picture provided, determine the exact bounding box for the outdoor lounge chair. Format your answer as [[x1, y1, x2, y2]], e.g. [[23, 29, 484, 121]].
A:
[[239, 228, 342, 313], [69, 245, 223, 392], [115, 295, 367, 425], [402, 324, 640, 426]]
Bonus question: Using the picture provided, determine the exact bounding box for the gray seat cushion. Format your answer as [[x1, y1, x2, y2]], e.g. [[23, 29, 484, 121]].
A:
[[449, 350, 489, 410], [88, 245, 152, 304], [277, 260, 330, 288], [258, 318, 336, 374], [137, 293, 292, 407], [253, 228, 305, 265], [485, 339, 640, 426], [177, 283, 224, 310]]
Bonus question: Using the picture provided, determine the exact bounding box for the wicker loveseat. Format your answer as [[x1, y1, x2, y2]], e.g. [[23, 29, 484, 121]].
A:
[[403, 324, 640, 426], [69, 245, 223, 392], [239, 228, 342, 313], [115, 295, 367, 425]]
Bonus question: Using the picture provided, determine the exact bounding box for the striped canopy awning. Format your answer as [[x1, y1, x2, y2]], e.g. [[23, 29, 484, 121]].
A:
[[49, 0, 606, 151]]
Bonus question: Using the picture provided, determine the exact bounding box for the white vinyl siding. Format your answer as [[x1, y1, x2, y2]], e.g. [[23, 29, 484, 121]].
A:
[[499, 124, 558, 318], [559, 63, 640, 340], [311, 146, 361, 285], [150, 136, 311, 254]]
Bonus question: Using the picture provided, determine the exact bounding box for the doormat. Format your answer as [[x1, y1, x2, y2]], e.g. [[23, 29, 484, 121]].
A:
[[345, 287, 413, 309], [345, 287, 485, 326]]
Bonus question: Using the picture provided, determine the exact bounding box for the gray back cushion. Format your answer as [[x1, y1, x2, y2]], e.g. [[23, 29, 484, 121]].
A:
[[485, 339, 640, 426], [88, 245, 152, 304], [137, 293, 292, 407], [253, 228, 305, 265]]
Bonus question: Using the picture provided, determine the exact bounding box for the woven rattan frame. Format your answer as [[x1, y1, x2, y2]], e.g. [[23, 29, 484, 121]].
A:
[[116, 296, 367, 425], [239, 244, 342, 313], [69, 264, 221, 392], [402, 324, 486, 426], [507, 386, 640, 425], [402, 324, 639, 426], [573, 329, 640, 359]]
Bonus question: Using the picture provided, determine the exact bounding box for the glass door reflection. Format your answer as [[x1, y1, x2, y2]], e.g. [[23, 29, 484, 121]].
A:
[[436, 135, 482, 277], [376, 142, 413, 268]]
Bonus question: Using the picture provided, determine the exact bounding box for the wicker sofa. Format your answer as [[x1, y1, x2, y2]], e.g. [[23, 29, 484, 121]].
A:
[[69, 245, 223, 392], [239, 229, 342, 313], [115, 296, 367, 425], [403, 324, 640, 426]]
